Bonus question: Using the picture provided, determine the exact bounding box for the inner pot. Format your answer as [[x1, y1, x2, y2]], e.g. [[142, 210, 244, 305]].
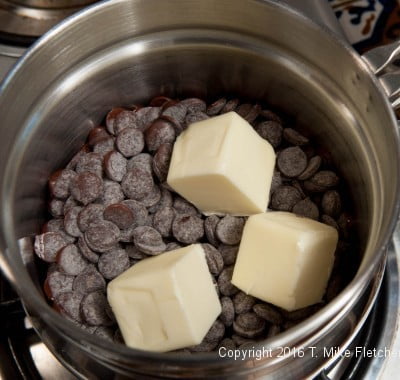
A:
[[0, 0, 399, 378]]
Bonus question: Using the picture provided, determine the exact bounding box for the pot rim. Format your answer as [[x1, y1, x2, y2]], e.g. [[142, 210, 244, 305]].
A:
[[1, 0, 400, 364]]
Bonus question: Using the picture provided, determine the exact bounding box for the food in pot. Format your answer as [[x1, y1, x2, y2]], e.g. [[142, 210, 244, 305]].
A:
[[33, 95, 357, 352], [231, 211, 338, 311], [167, 111, 276, 215], [107, 244, 221, 352]]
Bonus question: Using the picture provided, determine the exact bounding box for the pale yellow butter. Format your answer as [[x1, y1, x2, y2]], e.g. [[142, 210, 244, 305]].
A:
[[107, 244, 221, 352], [231, 212, 338, 311], [167, 112, 275, 216]]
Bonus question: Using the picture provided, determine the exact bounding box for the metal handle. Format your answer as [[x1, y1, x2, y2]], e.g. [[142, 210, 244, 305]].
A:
[[0, 249, 15, 285], [0, 44, 25, 82], [362, 41, 400, 109], [280, 0, 345, 39], [0, 237, 37, 289], [362, 41, 400, 74]]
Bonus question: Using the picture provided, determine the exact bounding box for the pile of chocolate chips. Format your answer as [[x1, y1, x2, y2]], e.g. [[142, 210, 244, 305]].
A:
[[33, 96, 358, 351]]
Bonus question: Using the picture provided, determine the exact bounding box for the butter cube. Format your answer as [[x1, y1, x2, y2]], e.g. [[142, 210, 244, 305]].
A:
[[231, 212, 338, 311], [107, 244, 221, 352], [167, 112, 275, 215]]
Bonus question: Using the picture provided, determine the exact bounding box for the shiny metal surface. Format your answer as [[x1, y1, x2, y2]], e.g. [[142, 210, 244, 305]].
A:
[[364, 235, 400, 379], [0, 0, 97, 38], [380, 223, 400, 378], [29, 342, 76, 380], [11, 0, 96, 8], [362, 41, 400, 109], [362, 40, 400, 74], [0, 0, 400, 378], [281, 0, 345, 39], [0, 43, 23, 80]]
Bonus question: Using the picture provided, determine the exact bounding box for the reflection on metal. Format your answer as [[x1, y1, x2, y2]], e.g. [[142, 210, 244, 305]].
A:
[[362, 41, 400, 110], [0, 43, 24, 85], [0, 0, 97, 41], [0, 0, 400, 378], [280, 0, 345, 38], [30, 342, 76, 380]]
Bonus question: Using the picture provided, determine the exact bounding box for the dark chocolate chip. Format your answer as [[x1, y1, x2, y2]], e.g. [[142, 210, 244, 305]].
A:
[[81, 291, 113, 326], [321, 190, 342, 217], [283, 128, 309, 146], [255, 121, 283, 148], [202, 243, 224, 276], [103, 203, 135, 230], [121, 167, 154, 201], [84, 221, 120, 253], [292, 198, 319, 220], [98, 248, 130, 280], [218, 266, 239, 296], [233, 312, 266, 338], [153, 206, 175, 237], [218, 244, 239, 266], [116, 127, 145, 158], [57, 244, 88, 276], [121, 199, 149, 227], [114, 110, 138, 134], [204, 215, 220, 247], [153, 143, 173, 183], [71, 172, 103, 205], [233, 292, 257, 314], [106, 107, 126, 135], [54, 291, 84, 323], [75, 153, 103, 178], [173, 196, 199, 216], [180, 98, 207, 114], [253, 303, 283, 325], [216, 216, 244, 245], [221, 99, 239, 113], [78, 203, 105, 233], [185, 112, 209, 125], [101, 180, 125, 206], [93, 136, 115, 158], [277, 147, 308, 178], [34, 232, 68, 263], [103, 151, 127, 182], [271, 185, 302, 211], [298, 155, 322, 181], [309, 171, 339, 188], [220, 296, 235, 327], [207, 98, 227, 116], [44, 270, 74, 300], [64, 206, 83, 237], [78, 237, 100, 263], [172, 214, 204, 244], [49, 169, 77, 199], [145, 119, 176, 152], [133, 226, 166, 255], [73, 267, 106, 294], [204, 320, 225, 343], [48, 198, 65, 218]]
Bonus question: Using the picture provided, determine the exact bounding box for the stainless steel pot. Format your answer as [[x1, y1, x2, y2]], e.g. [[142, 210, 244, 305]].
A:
[[12, 0, 94, 9], [0, 0, 399, 378], [5, 0, 96, 8]]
